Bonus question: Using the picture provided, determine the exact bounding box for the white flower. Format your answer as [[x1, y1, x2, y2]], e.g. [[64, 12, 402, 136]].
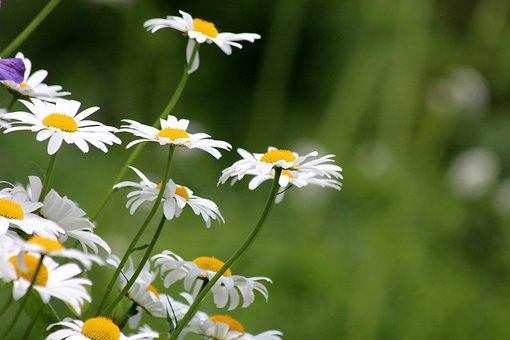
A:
[[8, 253, 91, 314], [0, 184, 63, 238], [3, 98, 121, 155], [1, 52, 70, 101], [144, 10, 261, 73], [183, 313, 283, 340], [153, 250, 271, 310], [114, 167, 224, 227], [119, 115, 231, 159], [25, 176, 110, 254], [46, 317, 159, 340], [218, 147, 343, 200], [0, 108, 10, 129], [0, 235, 17, 282]]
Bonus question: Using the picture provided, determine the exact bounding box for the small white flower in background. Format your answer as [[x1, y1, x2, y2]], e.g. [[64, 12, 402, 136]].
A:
[[0, 184, 63, 237], [114, 167, 224, 227], [1, 52, 70, 101], [7, 253, 91, 314], [119, 115, 231, 159], [153, 250, 271, 310], [144, 10, 261, 73], [22, 176, 111, 254], [46, 317, 159, 340], [0, 108, 10, 129], [448, 148, 499, 199], [183, 312, 283, 340], [3, 98, 121, 155]]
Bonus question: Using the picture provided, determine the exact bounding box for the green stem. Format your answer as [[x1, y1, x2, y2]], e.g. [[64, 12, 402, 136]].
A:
[[40, 152, 58, 202], [21, 304, 42, 340], [169, 168, 283, 340], [90, 44, 199, 221], [7, 96, 17, 112], [95, 145, 175, 315], [1, 255, 45, 338], [0, 293, 13, 319], [0, 0, 63, 58], [116, 302, 139, 330], [103, 213, 167, 315]]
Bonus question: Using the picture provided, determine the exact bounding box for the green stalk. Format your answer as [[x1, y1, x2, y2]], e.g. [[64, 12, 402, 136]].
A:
[[1, 255, 46, 338], [0, 293, 13, 319], [169, 168, 283, 340], [90, 44, 199, 221], [0, 0, 63, 58], [103, 213, 167, 315], [7, 96, 17, 112], [40, 152, 58, 202], [21, 304, 42, 340], [95, 145, 175, 315]]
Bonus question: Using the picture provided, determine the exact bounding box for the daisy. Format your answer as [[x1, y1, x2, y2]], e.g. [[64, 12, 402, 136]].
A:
[[46, 317, 159, 340], [8, 253, 91, 314], [218, 147, 343, 188], [24, 176, 111, 254], [1, 52, 70, 101], [3, 98, 121, 155], [144, 10, 261, 73], [0, 57, 25, 83], [153, 250, 271, 310], [114, 167, 224, 227], [0, 235, 16, 282], [119, 115, 231, 159], [183, 313, 283, 340], [0, 184, 63, 238]]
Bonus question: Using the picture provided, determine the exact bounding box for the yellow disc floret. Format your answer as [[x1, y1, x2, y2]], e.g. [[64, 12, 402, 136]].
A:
[[28, 236, 64, 252], [209, 315, 245, 333], [19, 82, 32, 89], [81, 317, 121, 340], [260, 149, 296, 164], [147, 284, 160, 298], [157, 128, 190, 141], [175, 186, 190, 200], [193, 18, 219, 38], [9, 254, 49, 286], [0, 199, 24, 220], [193, 256, 232, 277], [42, 113, 78, 132]]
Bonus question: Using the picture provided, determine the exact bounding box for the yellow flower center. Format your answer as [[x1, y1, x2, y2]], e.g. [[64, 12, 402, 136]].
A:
[[81, 317, 121, 340], [9, 254, 48, 286], [175, 186, 189, 200], [156, 128, 189, 141], [19, 82, 32, 89], [42, 113, 78, 132], [0, 198, 24, 220], [193, 18, 219, 38], [260, 149, 296, 164], [282, 170, 295, 178], [209, 315, 245, 334], [193, 256, 232, 277], [147, 284, 160, 298], [28, 236, 64, 252]]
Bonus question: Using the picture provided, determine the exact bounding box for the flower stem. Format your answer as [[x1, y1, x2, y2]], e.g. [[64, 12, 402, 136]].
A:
[[95, 145, 175, 315], [0, 0, 63, 58], [21, 304, 42, 340], [7, 96, 17, 112], [90, 44, 199, 221], [103, 213, 167, 315], [40, 152, 58, 202], [1, 254, 45, 339], [0, 293, 13, 319], [169, 168, 283, 340]]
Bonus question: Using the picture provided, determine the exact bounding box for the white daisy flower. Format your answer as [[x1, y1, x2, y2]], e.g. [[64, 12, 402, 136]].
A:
[[0, 108, 10, 129], [144, 10, 261, 73], [7, 253, 91, 314], [46, 317, 159, 340], [3, 98, 121, 155], [114, 167, 224, 227], [1, 52, 70, 101], [119, 115, 231, 159], [0, 184, 63, 238], [0, 235, 17, 282], [24, 176, 111, 254], [183, 313, 283, 340], [153, 250, 271, 310], [219, 147, 343, 191]]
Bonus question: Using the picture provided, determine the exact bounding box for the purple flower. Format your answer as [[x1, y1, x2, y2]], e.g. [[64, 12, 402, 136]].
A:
[[0, 58, 25, 83]]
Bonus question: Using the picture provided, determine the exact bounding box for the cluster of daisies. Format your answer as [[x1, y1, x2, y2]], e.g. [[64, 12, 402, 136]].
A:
[[0, 8, 342, 340]]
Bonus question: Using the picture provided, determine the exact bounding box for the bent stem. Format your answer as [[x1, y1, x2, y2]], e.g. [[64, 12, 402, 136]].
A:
[[91, 44, 199, 221], [1, 254, 46, 339], [103, 213, 167, 315], [169, 168, 283, 340], [95, 145, 175, 315], [0, 0, 63, 58], [40, 152, 58, 202]]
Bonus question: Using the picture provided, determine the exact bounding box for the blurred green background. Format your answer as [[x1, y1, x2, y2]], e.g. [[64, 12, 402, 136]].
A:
[[1, 0, 510, 339]]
